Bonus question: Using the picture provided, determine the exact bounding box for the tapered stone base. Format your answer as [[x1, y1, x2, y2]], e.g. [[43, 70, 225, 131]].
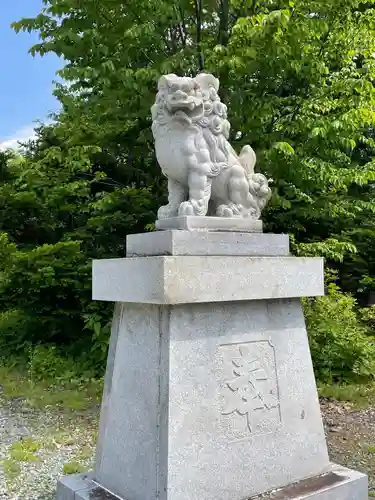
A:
[[92, 299, 331, 500]]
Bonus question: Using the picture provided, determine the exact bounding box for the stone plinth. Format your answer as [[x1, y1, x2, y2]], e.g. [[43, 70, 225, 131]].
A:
[[155, 216, 263, 232], [126, 230, 289, 257], [56, 230, 368, 500], [56, 465, 368, 500], [92, 255, 323, 304]]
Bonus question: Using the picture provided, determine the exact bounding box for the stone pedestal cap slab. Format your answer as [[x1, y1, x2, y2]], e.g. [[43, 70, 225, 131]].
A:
[[92, 256, 323, 304], [126, 231, 289, 257]]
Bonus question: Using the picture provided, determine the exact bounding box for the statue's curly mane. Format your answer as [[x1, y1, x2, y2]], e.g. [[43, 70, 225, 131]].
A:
[[196, 88, 232, 167]]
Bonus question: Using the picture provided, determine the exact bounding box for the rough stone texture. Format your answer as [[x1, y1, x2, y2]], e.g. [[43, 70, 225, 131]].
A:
[[56, 474, 93, 500], [152, 74, 270, 220], [94, 299, 331, 500], [250, 464, 368, 499], [75, 484, 119, 500], [155, 216, 263, 232], [126, 231, 289, 257], [94, 302, 123, 469], [92, 255, 323, 304]]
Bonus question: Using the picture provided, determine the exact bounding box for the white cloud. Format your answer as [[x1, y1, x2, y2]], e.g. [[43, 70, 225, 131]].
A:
[[0, 126, 37, 151]]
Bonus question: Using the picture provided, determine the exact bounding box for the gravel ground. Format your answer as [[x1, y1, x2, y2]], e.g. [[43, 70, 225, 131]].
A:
[[321, 398, 375, 496], [0, 394, 99, 500], [0, 392, 372, 499]]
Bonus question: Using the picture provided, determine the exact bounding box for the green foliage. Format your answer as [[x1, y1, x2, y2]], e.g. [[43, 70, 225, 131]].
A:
[[11, 0, 375, 292], [304, 283, 375, 382], [0, 145, 155, 363], [83, 312, 112, 368], [27, 345, 90, 384]]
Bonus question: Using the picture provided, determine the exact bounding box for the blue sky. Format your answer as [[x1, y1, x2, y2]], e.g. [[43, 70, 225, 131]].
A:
[[0, 1, 61, 148]]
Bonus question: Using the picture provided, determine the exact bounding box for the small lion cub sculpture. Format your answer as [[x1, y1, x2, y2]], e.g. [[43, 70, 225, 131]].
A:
[[151, 72, 271, 220]]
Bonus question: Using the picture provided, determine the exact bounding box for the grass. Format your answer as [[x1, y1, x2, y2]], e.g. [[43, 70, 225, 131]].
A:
[[63, 460, 87, 475], [318, 382, 375, 408], [75, 446, 94, 461], [0, 364, 103, 411], [2, 459, 21, 484], [1, 439, 42, 487], [45, 431, 75, 449], [0, 350, 100, 496], [9, 438, 41, 462]]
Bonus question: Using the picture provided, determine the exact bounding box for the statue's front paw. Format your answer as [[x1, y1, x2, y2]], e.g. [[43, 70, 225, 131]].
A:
[[179, 199, 209, 216], [178, 201, 196, 216], [157, 204, 177, 220], [217, 203, 244, 218], [216, 204, 234, 217]]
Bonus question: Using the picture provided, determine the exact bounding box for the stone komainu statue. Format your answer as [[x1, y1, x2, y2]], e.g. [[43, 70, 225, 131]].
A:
[[151, 72, 271, 220]]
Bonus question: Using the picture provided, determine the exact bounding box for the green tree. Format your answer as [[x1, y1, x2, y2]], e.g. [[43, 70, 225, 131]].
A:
[[13, 0, 375, 294], [0, 135, 155, 366]]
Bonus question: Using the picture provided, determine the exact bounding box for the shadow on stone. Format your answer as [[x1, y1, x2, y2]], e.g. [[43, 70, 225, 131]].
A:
[[250, 472, 345, 499]]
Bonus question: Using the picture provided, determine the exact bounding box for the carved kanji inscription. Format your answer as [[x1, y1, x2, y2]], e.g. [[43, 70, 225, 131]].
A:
[[219, 340, 281, 440]]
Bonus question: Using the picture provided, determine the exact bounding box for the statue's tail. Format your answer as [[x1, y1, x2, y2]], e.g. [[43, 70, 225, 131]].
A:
[[238, 145, 256, 178], [226, 164, 271, 219], [238, 144, 271, 214]]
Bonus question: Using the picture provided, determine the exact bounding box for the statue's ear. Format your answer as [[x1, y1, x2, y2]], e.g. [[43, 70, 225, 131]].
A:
[[194, 73, 219, 91], [158, 74, 178, 90]]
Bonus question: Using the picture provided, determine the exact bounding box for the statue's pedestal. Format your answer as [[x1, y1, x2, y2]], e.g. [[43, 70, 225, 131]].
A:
[[56, 230, 368, 500], [155, 216, 263, 233]]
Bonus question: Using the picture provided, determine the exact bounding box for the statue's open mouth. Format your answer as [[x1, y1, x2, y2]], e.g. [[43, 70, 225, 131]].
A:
[[166, 99, 204, 121]]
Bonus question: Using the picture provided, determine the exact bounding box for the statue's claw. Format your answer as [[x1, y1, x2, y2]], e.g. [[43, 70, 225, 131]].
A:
[[158, 204, 177, 220]]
